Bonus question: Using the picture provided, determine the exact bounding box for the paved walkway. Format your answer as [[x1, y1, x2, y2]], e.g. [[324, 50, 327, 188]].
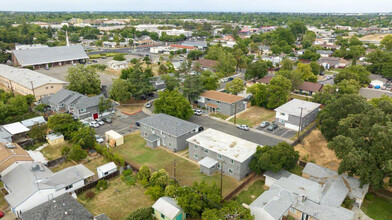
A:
[[352, 206, 373, 220]]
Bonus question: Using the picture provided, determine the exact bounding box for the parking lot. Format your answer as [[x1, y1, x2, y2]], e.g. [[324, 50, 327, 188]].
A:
[[257, 124, 297, 139]]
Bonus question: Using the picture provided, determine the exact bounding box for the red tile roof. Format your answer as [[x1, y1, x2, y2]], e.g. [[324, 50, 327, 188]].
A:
[[170, 44, 196, 50]]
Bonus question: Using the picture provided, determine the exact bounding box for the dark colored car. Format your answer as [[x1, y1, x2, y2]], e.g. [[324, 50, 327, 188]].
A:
[[227, 77, 234, 81], [267, 123, 278, 131], [135, 122, 140, 127], [198, 127, 204, 132]]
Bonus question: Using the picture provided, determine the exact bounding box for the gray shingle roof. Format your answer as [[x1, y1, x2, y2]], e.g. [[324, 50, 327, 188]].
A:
[[138, 113, 200, 137], [48, 88, 103, 110], [0, 64, 66, 89], [47, 88, 82, 105], [12, 45, 89, 67], [75, 94, 104, 110], [274, 99, 321, 117], [264, 170, 292, 181], [0, 126, 12, 140], [19, 193, 93, 220]]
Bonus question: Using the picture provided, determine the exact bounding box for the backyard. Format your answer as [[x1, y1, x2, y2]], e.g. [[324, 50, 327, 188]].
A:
[[112, 131, 242, 196], [228, 106, 276, 128], [235, 179, 267, 205], [78, 176, 154, 220], [361, 193, 392, 220], [40, 142, 72, 161]]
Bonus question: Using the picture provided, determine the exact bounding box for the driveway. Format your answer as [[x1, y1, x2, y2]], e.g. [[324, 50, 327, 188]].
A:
[[94, 111, 148, 136], [257, 125, 297, 139], [359, 88, 392, 99], [188, 115, 282, 146]]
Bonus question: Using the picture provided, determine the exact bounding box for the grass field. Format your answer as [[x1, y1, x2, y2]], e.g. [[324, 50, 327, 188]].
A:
[[361, 193, 392, 220], [235, 180, 266, 205], [113, 132, 241, 196], [78, 176, 154, 220], [229, 106, 275, 128], [40, 142, 71, 161]]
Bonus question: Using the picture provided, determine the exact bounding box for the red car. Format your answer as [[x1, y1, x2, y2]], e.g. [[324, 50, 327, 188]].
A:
[[0, 211, 4, 218], [368, 84, 374, 88]]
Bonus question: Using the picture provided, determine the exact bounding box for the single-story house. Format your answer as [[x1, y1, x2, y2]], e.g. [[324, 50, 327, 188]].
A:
[[250, 170, 355, 220], [0, 141, 33, 176], [198, 90, 247, 116], [316, 50, 334, 58], [170, 44, 196, 52], [97, 162, 117, 179], [105, 130, 124, 147], [46, 133, 65, 146], [2, 163, 94, 215], [295, 81, 324, 96], [21, 116, 46, 129], [318, 57, 348, 69], [2, 122, 30, 142], [12, 45, 89, 69], [275, 99, 321, 131], [19, 193, 94, 220], [137, 113, 201, 152], [302, 162, 369, 208], [152, 197, 186, 220], [187, 128, 259, 180], [107, 60, 127, 70], [0, 65, 66, 100]]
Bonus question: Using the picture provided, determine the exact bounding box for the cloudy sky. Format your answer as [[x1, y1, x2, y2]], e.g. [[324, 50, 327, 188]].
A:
[[3, 0, 392, 13]]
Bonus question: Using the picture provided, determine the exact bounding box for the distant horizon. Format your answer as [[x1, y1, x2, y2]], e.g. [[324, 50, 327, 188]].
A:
[[1, 11, 391, 14], [4, 0, 392, 14]]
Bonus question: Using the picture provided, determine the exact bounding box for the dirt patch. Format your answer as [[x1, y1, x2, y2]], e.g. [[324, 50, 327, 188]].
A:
[[295, 129, 341, 171], [117, 99, 146, 115], [360, 33, 390, 42], [103, 68, 122, 77], [233, 106, 276, 127]]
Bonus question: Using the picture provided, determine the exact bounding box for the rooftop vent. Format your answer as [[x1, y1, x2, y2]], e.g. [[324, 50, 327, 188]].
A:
[[5, 143, 15, 149]]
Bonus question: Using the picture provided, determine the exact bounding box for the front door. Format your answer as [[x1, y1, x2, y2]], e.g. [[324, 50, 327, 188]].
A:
[[157, 139, 160, 146], [93, 113, 98, 119]]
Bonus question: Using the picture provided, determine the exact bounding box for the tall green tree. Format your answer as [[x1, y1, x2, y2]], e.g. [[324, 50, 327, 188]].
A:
[[225, 78, 245, 95], [200, 71, 219, 90], [66, 65, 101, 95], [161, 74, 180, 91], [109, 78, 132, 103], [153, 89, 193, 120], [381, 35, 392, 51], [202, 201, 254, 220], [266, 75, 292, 109], [183, 74, 204, 101], [71, 126, 96, 149], [47, 114, 81, 139], [245, 60, 268, 82]]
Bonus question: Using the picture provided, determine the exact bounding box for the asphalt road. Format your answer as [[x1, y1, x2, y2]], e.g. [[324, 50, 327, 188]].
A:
[[188, 115, 282, 146], [94, 111, 148, 136], [359, 87, 392, 99]]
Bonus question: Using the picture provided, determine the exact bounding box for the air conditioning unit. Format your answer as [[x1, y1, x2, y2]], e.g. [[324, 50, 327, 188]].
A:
[[5, 143, 15, 149]]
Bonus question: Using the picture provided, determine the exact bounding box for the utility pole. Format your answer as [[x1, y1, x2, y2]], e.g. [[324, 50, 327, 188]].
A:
[[30, 81, 35, 97], [8, 79, 14, 95], [297, 107, 305, 142], [220, 161, 224, 198], [173, 159, 177, 181], [234, 102, 237, 125]]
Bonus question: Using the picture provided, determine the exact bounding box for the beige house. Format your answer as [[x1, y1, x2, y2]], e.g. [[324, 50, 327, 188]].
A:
[[0, 65, 66, 100], [0, 141, 33, 176]]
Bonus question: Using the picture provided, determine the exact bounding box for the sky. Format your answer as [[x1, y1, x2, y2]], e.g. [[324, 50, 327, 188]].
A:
[[2, 0, 392, 13]]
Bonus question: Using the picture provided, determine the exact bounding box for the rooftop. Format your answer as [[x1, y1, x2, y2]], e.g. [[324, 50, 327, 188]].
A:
[[21, 116, 46, 128], [19, 193, 93, 220], [97, 162, 117, 173], [138, 113, 200, 137], [2, 122, 30, 135], [0, 142, 33, 173], [296, 81, 324, 93], [186, 128, 259, 163], [0, 65, 66, 90], [200, 90, 245, 104], [274, 99, 321, 117], [152, 197, 182, 220], [12, 45, 89, 67]]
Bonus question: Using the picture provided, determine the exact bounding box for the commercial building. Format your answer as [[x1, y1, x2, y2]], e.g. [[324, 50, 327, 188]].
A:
[[187, 128, 259, 180], [12, 45, 89, 69], [274, 99, 321, 131], [0, 65, 66, 100], [138, 113, 201, 152]]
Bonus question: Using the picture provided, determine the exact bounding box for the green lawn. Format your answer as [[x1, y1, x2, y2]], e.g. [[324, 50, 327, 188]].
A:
[[235, 180, 266, 205], [41, 142, 72, 161], [113, 132, 241, 196], [289, 165, 303, 176], [361, 193, 392, 220], [229, 117, 253, 127]]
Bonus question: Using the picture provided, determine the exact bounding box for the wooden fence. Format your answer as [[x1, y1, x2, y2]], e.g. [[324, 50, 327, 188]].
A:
[[74, 170, 120, 194], [223, 172, 256, 201], [291, 122, 318, 146], [46, 156, 67, 167]]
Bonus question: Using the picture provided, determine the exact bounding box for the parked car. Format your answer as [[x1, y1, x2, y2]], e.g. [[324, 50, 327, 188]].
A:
[[259, 121, 270, 128], [102, 118, 112, 124], [198, 126, 204, 132], [101, 57, 107, 59], [267, 123, 278, 131], [325, 75, 333, 80], [368, 84, 374, 88], [0, 211, 4, 218], [135, 122, 140, 127], [95, 135, 104, 144], [92, 60, 98, 63], [227, 77, 234, 82], [237, 124, 249, 131], [89, 121, 99, 128], [145, 102, 152, 108], [195, 109, 202, 116], [80, 120, 89, 126], [96, 119, 104, 126]]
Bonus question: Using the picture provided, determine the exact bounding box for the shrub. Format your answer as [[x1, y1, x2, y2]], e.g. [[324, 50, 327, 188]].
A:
[[122, 169, 136, 185], [342, 197, 355, 209], [85, 191, 95, 199], [124, 207, 154, 220], [96, 180, 108, 190], [68, 145, 87, 162], [113, 54, 126, 61], [90, 64, 107, 71], [35, 104, 46, 112], [61, 146, 70, 156]]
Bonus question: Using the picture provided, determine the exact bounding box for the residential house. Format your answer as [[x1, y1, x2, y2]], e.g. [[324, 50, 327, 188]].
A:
[[107, 60, 127, 70], [137, 113, 201, 152], [303, 162, 369, 207], [195, 59, 218, 71], [0, 126, 12, 143], [45, 89, 110, 120], [0, 141, 33, 176], [2, 163, 94, 215], [187, 128, 258, 180], [12, 45, 89, 69], [152, 197, 186, 220], [97, 162, 117, 179], [250, 170, 355, 220], [0, 65, 66, 100], [198, 90, 247, 116], [2, 122, 30, 142], [259, 45, 271, 55], [297, 49, 306, 56], [317, 50, 334, 58], [150, 75, 167, 91], [275, 99, 321, 131], [318, 57, 348, 69], [295, 81, 324, 96], [19, 193, 94, 220], [21, 116, 46, 129]]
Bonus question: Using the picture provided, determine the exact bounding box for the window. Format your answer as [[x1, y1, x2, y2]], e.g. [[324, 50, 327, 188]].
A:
[[217, 163, 221, 169], [169, 143, 172, 147], [217, 108, 222, 112], [280, 112, 285, 116], [230, 159, 234, 164], [290, 207, 296, 214], [194, 153, 198, 159], [194, 145, 198, 149], [144, 132, 148, 137], [160, 213, 165, 219], [204, 149, 209, 154], [217, 154, 222, 160], [65, 184, 73, 190], [80, 108, 86, 113], [206, 98, 211, 101], [51, 86, 54, 88], [228, 168, 234, 174], [216, 101, 221, 104]]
